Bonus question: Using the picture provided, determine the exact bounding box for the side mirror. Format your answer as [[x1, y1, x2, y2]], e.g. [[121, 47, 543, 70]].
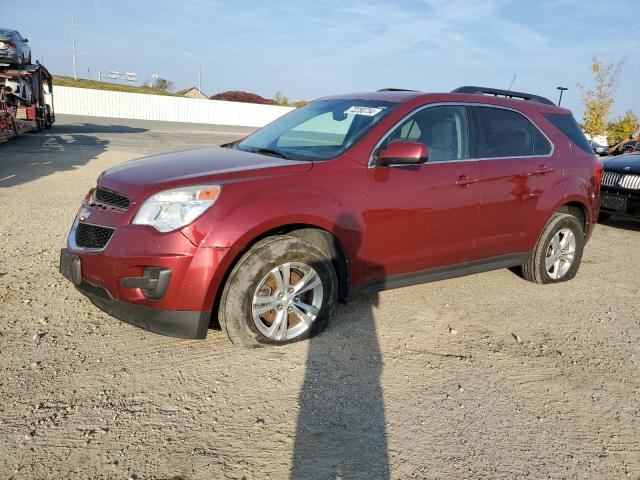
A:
[[375, 141, 428, 166], [23, 38, 28, 42]]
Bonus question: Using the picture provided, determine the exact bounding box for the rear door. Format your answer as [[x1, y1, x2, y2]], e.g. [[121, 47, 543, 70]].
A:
[[472, 106, 557, 258], [364, 104, 481, 279]]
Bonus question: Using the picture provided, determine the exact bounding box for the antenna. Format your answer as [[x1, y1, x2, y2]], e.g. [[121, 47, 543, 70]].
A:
[[556, 86, 568, 106], [507, 74, 517, 91]]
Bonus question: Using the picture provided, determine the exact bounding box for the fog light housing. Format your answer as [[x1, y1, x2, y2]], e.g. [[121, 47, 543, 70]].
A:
[[121, 267, 172, 300]]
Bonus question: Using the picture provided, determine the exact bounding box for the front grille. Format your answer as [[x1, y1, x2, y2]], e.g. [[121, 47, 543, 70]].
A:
[[619, 174, 640, 190], [602, 172, 640, 190], [93, 187, 130, 210], [75, 223, 115, 250], [602, 171, 622, 187]]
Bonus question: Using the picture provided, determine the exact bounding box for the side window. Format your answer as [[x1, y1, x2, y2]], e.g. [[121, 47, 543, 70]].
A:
[[475, 107, 534, 158], [381, 105, 469, 162], [531, 123, 552, 156]]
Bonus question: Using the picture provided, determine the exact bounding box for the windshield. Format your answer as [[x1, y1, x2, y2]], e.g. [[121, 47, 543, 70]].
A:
[[237, 99, 396, 160]]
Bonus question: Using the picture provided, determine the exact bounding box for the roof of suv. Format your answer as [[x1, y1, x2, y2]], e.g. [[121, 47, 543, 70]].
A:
[[325, 86, 571, 114]]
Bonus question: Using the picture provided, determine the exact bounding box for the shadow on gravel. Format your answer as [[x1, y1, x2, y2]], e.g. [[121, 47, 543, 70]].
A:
[[599, 216, 640, 232], [291, 215, 390, 479], [0, 123, 146, 188]]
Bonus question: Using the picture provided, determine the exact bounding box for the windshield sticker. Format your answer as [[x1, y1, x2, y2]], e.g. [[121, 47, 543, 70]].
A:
[[344, 106, 384, 116]]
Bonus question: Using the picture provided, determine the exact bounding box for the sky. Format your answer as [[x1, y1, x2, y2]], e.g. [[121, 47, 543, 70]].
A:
[[9, 0, 640, 120]]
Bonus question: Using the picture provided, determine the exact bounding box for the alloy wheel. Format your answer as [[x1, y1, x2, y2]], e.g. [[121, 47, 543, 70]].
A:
[[545, 228, 576, 280], [251, 262, 323, 341]]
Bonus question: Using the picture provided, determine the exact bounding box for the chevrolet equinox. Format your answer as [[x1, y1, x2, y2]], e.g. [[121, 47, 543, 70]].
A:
[[60, 86, 602, 347]]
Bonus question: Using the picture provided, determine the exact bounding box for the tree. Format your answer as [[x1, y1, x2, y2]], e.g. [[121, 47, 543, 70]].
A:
[[150, 77, 174, 92], [608, 110, 639, 145], [210, 91, 277, 105], [578, 57, 624, 137], [274, 90, 289, 106]]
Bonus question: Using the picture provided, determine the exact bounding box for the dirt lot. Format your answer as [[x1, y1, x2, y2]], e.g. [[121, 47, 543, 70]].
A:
[[1, 115, 640, 480]]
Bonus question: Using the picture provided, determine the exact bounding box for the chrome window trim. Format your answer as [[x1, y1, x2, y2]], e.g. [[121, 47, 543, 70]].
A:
[[67, 219, 117, 253], [368, 102, 556, 168]]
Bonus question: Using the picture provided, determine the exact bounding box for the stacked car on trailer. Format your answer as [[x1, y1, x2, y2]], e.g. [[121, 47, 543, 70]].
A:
[[0, 28, 54, 144]]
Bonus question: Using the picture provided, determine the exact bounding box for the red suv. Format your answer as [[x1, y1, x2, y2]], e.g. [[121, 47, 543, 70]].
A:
[[60, 86, 602, 347]]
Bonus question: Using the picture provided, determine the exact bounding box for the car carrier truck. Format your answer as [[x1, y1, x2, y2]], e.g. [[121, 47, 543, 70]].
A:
[[0, 62, 54, 143]]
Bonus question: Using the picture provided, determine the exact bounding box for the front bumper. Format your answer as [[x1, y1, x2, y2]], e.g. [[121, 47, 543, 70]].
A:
[[600, 186, 640, 217], [71, 271, 210, 339], [61, 219, 234, 339]]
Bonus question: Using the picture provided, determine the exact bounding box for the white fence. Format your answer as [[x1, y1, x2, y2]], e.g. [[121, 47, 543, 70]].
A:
[[52, 86, 295, 127]]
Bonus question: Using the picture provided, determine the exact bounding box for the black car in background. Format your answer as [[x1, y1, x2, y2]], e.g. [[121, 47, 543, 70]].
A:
[[599, 152, 640, 221]]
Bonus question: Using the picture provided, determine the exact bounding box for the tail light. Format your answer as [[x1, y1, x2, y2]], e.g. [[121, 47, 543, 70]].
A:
[[0, 40, 17, 48], [595, 161, 603, 187]]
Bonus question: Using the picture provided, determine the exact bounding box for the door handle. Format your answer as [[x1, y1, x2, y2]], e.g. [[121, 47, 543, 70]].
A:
[[455, 175, 478, 186], [534, 165, 554, 176]]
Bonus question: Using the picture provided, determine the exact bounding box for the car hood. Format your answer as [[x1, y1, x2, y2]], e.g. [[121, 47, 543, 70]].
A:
[[98, 146, 313, 198], [602, 153, 640, 174]]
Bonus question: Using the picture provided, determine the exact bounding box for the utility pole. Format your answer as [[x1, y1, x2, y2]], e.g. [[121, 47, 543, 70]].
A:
[[183, 51, 202, 94], [556, 86, 568, 106], [71, 16, 77, 80]]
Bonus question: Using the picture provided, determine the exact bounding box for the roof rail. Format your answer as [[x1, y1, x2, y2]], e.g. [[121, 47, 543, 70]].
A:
[[377, 88, 418, 92], [451, 86, 555, 106]]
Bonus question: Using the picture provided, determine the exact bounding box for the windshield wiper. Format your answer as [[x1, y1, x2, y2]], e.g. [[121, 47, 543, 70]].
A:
[[253, 148, 291, 159]]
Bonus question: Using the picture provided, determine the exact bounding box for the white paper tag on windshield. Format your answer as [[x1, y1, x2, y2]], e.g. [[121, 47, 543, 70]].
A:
[[344, 106, 383, 116]]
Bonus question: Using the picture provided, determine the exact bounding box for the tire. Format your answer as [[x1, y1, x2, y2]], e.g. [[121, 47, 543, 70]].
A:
[[44, 106, 53, 129], [218, 236, 338, 347], [521, 212, 584, 284], [598, 212, 611, 222]]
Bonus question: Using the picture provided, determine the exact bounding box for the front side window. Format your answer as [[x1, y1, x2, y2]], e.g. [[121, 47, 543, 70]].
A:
[[380, 105, 469, 162], [237, 99, 396, 160]]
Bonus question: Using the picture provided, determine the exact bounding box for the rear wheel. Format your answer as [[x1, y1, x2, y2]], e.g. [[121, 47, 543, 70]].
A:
[[521, 213, 584, 284], [218, 236, 338, 347]]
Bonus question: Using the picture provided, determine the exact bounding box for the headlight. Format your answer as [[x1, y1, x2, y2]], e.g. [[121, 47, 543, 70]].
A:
[[132, 185, 221, 232]]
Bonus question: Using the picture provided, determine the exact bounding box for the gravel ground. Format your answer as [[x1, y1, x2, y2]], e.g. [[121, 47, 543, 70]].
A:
[[1, 115, 639, 480]]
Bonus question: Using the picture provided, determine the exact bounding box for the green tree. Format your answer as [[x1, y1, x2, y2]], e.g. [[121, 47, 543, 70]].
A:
[[578, 57, 623, 137], [150, 77, 174, 92], [608, 110, 639, 145]]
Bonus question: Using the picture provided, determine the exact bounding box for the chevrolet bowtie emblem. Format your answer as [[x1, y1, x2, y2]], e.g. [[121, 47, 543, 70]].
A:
[[78, 207, 92, 221]]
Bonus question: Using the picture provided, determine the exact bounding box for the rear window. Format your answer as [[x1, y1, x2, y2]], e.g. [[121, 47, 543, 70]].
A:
[[0, 30, 13, 38], [544, 114, 593, 154]]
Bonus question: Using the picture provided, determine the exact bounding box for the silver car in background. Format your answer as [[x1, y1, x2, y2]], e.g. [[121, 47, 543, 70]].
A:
[[0, 29, 31, 66]]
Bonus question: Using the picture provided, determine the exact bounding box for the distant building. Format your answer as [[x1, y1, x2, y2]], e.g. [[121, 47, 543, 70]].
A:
[[176, 87, 207, 99]]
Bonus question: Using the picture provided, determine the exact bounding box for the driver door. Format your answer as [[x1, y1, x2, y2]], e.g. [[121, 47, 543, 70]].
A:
[[363, 105, 481, 281]]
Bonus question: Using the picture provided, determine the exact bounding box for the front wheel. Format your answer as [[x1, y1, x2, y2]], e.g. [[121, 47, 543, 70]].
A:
[[521, 212, 585, 284], [218, 236, 338, 347]]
